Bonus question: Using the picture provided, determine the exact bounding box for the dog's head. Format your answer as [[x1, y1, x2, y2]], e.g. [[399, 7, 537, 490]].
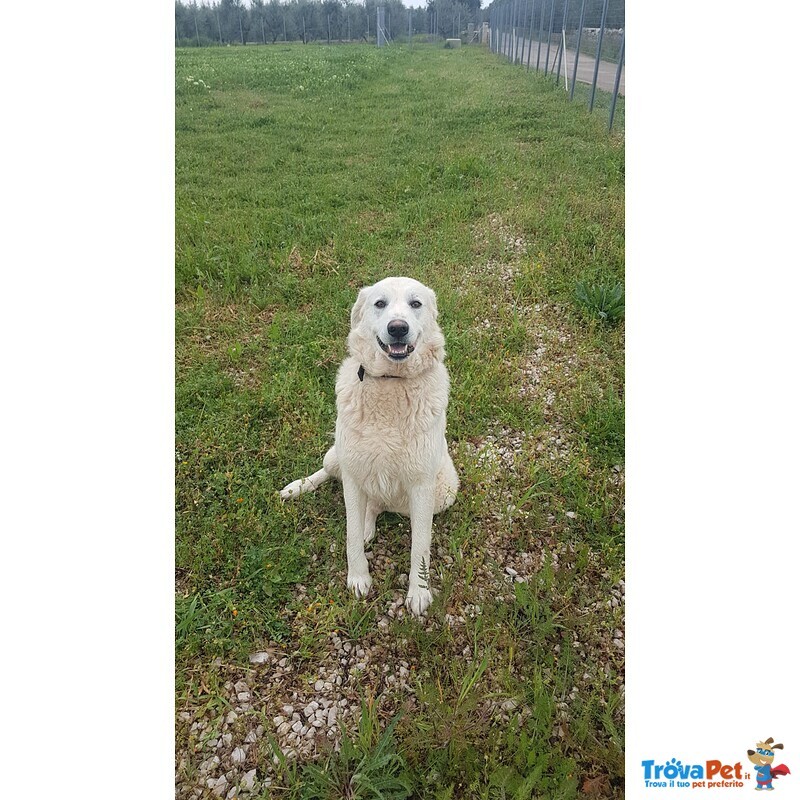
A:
[[347, 277, 445, 377], [747, 738, 783, 767]]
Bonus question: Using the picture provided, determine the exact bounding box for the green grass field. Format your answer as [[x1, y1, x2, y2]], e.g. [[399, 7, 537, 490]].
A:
[[176, 42, 624, 799]]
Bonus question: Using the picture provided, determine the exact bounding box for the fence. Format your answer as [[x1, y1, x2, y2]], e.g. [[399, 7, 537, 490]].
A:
[[487, 0, 624, 131], [174, 0, 485, 49]]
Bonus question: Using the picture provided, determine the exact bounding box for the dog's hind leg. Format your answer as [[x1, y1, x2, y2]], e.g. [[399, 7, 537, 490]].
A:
[[280, 447, 338, 500], [433, 452, 459, 514], [322, 446, 341, 480]]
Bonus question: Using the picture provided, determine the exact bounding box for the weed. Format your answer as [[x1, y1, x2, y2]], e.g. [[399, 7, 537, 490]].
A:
[[298, 704, 412, 800], [574, 280, 625, 324]]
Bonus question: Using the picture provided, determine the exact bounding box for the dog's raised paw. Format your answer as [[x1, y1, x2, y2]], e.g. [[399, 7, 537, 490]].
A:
[[347, 571, 373, 599], [405, 586, 433, 617]]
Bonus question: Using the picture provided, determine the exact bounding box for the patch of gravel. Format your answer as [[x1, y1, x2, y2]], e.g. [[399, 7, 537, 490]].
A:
[[176, 623, 426, 797], [472, 212, 529, 257]]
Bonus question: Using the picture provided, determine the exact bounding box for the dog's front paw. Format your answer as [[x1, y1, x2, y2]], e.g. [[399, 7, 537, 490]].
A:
[[347, 570, 373, 599], [405, 585, 433, 617]]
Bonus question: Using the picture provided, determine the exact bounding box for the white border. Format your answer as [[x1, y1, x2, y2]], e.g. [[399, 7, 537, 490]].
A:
[[4, 0, 175, 796], [626, 1, 800, 797]]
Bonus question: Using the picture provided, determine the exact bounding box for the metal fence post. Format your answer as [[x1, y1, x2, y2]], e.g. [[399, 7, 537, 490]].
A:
[[589, 0, 609, 111], [377, 6, 386, 47], [608, 27, 624, 131], [554, 0, 570, 84], [570, 0, 586, 100], [508, 0, 513, 60], [499, 3, 504, 56], [513, 0, 520, 62], [536, 0, 545, 70], [500, 2, 505, 55], [497, 3, 502, 56], [511, 0, 516, 61], [544, 0, 555, 75], [524, 0, 530, 65], [526, 0, 536, 70]]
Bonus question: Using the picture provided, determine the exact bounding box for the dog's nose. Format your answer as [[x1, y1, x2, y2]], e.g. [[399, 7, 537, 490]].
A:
[[387, 319, 409, 339]]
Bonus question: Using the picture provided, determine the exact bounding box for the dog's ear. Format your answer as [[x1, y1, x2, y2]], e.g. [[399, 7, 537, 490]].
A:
[[425, 286, 439, 320], [350, 286, 370, 329]]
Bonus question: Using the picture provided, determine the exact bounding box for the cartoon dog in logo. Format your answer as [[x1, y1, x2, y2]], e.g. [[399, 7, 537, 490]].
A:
[[747, 738, 790, 790]]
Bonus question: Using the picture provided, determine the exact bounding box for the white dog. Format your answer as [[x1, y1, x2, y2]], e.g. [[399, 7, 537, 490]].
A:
[[280, 277, 459, 617]]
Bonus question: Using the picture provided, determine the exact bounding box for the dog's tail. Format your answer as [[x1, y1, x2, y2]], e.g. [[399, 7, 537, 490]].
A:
[[279, 447, 339, 501]]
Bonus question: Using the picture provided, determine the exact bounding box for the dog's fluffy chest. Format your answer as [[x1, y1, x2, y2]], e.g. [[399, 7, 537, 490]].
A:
[[334, 357, 448, 501]]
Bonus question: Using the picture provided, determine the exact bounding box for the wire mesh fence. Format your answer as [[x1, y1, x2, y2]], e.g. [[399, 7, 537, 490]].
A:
[[174, 1, 486, 49], [487, 0, 624, 131]]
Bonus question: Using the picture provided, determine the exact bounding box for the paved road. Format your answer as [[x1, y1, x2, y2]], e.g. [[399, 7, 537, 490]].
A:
[[495, 32, 625, 96]]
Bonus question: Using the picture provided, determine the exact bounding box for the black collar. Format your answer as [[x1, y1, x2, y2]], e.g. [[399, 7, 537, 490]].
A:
[[358, 364, 403, 382]]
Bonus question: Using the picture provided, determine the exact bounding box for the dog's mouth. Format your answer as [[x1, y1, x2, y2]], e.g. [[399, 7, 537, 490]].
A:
[[377, 336, 416, 360]]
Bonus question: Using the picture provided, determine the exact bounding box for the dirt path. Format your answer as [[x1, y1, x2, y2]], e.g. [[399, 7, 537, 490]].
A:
[[496, 32, 625, 96]]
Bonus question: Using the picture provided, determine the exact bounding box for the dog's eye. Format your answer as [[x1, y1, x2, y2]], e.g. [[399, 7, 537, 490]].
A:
[[374, 300, 386, 309], [409, 300, 422, 309]]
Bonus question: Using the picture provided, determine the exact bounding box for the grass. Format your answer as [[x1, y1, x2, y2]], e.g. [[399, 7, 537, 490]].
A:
[[176, 42, 624, 798]]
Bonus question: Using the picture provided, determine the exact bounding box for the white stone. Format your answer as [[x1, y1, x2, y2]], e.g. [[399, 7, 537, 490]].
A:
[[199, 755, 220, 775], [248, 651, 271, 664], [240, 769, 257, 791]]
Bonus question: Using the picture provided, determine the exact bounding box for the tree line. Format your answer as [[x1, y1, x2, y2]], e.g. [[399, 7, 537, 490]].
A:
[[174, 0, 485, 47]]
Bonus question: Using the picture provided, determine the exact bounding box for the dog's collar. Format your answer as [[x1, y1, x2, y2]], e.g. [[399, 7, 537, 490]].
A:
[[358, 364, 403, 382]]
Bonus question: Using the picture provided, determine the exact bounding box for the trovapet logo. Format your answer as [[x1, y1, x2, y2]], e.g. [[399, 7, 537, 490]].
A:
[[641, 737, 791, 791], [641, 758, 745, 789]]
